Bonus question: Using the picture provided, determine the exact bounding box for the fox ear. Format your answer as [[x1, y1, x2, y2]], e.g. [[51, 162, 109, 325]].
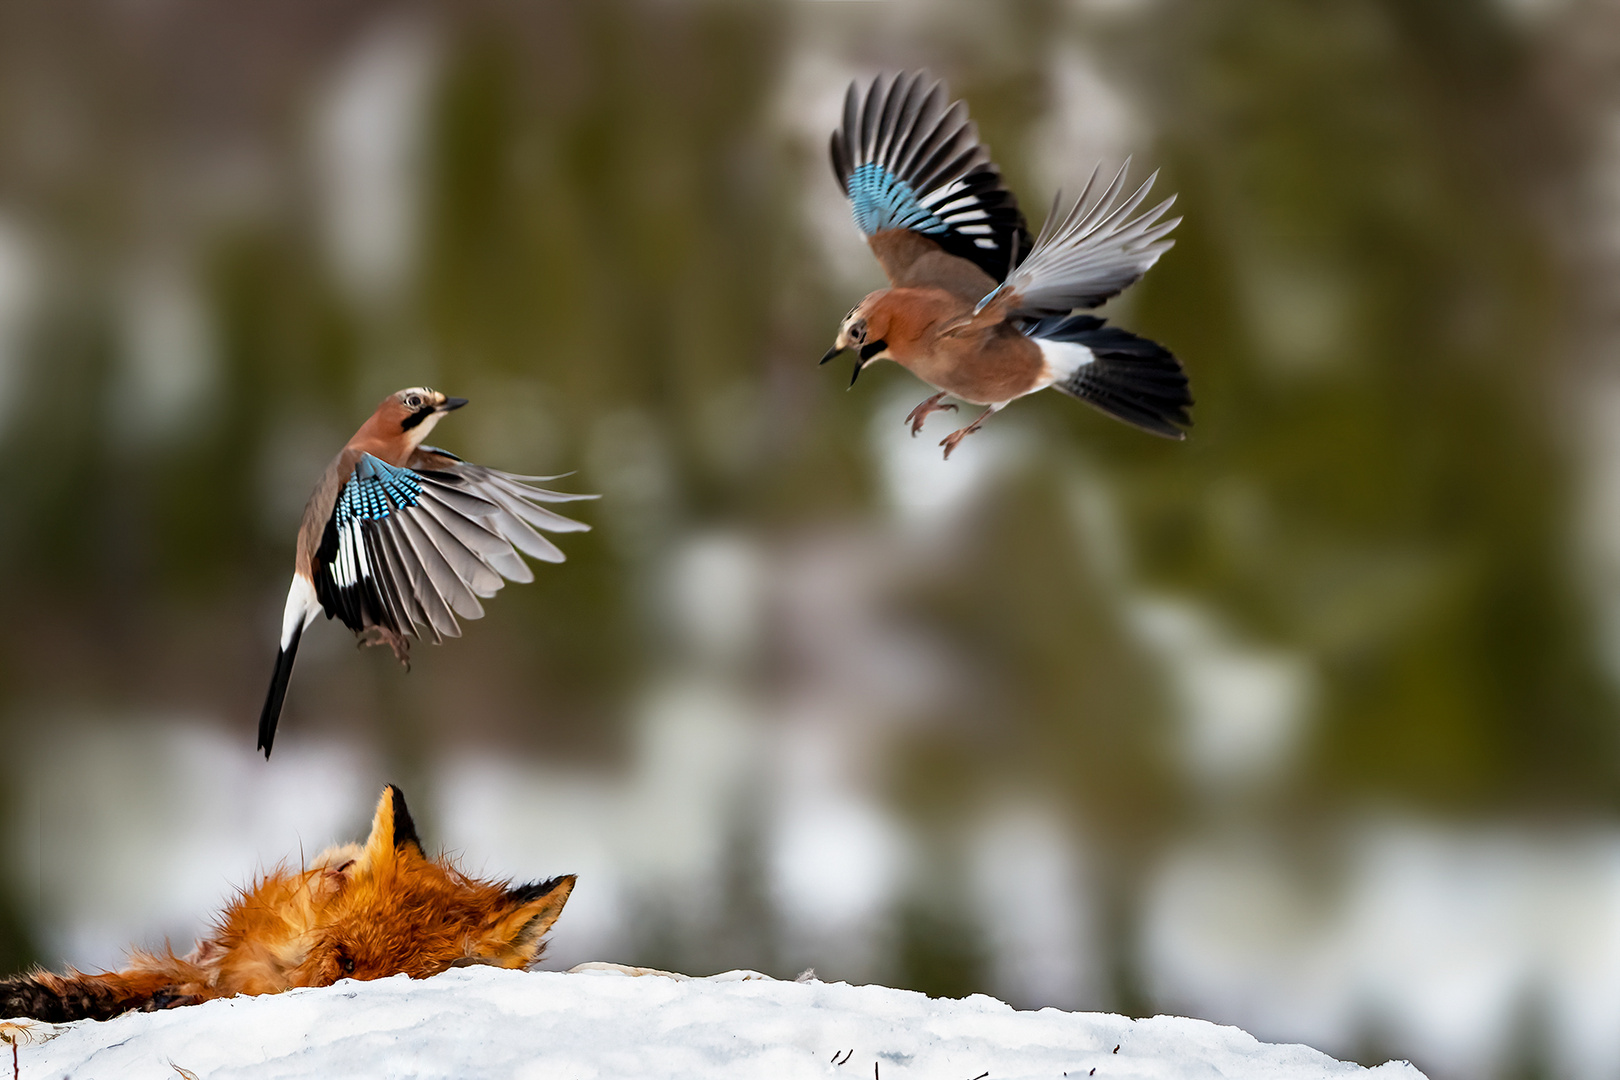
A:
[[387, 786, 422, 852], [475, 875, 576, 967], [362, 785, 423, 868]]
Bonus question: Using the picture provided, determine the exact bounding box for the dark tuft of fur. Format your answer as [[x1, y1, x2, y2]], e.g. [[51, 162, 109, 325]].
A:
[[1025, 314, 1192, 439], [388, 785, 422, 852], [506, 875, 572, 904], [0, 972, 170, 1023]]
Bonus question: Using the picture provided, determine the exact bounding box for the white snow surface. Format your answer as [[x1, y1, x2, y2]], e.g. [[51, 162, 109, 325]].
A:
[[6, 966, 1426, 1080]]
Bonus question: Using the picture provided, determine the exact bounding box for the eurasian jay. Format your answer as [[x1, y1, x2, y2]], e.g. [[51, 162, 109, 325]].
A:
[[821, 72, 1192, 457], [258, 387, 592, 758]]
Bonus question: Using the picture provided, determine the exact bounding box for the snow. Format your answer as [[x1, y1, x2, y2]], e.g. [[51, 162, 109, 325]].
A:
[[6, 966, 1426, 1080]]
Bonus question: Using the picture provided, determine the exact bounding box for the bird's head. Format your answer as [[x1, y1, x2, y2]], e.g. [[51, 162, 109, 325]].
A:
[[374, 387, 468, 451], [821, 298, 891, 387]]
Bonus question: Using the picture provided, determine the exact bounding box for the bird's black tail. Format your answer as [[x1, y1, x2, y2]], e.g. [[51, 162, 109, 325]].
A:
[[1026, 314, 1192, 439], [258, 623, 302, 759]]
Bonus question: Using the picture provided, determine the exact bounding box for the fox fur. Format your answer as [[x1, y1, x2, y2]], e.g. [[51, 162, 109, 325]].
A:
[[0, 786, 574, 1023]]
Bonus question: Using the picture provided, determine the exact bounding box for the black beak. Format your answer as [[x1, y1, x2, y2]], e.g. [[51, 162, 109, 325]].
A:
[[849, 359, 865, 387], [821, 346, 846, 365], [439, 397, 469, 412]]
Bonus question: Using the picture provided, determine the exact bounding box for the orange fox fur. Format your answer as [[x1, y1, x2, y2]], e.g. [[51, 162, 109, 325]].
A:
[[0, 786, 574, 1023]]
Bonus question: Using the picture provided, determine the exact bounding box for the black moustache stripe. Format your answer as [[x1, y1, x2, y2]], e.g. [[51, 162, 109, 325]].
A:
[[401, 406, 436, 431], [859, 339, 888, 361]]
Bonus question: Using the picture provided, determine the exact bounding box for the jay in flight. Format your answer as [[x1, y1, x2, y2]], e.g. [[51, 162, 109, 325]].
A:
[[258, 387, 592, 758], [822, 72, 1192, 457]]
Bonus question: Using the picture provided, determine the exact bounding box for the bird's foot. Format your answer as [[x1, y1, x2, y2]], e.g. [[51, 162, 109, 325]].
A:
[[939, 407, 997, 460], [358, 626, 412, 668], [904, 392, 958, 436]]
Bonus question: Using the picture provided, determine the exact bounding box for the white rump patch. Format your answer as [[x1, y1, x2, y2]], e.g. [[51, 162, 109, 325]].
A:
[[281, 574, 321, 650], [1033, 337, 1096, 389]]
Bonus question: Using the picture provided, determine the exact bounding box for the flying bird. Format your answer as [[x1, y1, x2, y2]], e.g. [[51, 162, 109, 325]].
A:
[[258, 387, 592, 758], [822, 71, 1192, 457]]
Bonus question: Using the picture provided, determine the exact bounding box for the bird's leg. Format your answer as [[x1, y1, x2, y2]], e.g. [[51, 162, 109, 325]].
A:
[[903, 392, 958, 436], [358, 626, 412, 669], [939, 406, 998, 460]]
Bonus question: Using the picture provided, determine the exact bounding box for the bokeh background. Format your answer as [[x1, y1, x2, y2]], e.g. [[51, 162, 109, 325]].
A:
[[1, 0, 1618, 1076]]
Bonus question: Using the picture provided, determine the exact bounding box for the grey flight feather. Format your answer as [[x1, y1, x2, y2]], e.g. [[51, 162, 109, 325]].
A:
[[393, 510, 472, 633], [983, 159, 1179, 318]]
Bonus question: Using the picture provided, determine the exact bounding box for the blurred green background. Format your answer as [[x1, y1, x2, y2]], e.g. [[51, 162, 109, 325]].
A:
[[2, 1, 1619, 1077]]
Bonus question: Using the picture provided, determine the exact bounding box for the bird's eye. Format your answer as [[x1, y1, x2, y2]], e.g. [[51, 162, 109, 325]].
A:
[[405, 395, 421, 409], [848, 321, 867, 344]]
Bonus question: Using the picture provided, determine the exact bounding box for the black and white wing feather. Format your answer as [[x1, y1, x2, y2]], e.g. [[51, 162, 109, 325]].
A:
[[313, 452, 592, 645], [981, 160, 1179, 319], [831, 71, 1032, 286]]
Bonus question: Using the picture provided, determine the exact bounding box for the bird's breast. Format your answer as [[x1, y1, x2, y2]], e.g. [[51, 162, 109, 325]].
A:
[[894, 330, 1045, 406]]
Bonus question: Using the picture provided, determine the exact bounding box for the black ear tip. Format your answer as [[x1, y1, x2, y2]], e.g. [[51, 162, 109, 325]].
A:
[[387, 784, 422, 851], [508, 874, 576, 904]]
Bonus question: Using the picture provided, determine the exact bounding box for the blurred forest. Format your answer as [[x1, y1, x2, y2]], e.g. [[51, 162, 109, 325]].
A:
[[3, 2, 1620, 1078]]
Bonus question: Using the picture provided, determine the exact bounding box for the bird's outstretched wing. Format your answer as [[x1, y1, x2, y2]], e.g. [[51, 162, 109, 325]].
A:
[[312, 451, 592, 646], [830, 71, 1032, 296], [976, 160, 1179, 320]]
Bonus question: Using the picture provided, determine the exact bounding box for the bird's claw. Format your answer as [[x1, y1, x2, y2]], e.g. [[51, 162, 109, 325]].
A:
[[938, 409, 993, 459], [904, 392, 958, 437], [358, 626, 413, 667]]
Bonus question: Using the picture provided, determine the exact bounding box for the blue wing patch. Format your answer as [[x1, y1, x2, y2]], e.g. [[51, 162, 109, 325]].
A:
[[849, 162, 949, 237], [318, 453, 424, 627], [830, 72, 1032, 283], [335, 454, 422, 526]]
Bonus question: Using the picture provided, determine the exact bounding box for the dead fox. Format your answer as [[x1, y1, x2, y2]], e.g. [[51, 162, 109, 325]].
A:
[[0, 785, 574, 1023]]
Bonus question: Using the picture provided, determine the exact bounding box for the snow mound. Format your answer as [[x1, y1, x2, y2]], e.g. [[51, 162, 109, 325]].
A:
[[8, 966, 1426, 1079]]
